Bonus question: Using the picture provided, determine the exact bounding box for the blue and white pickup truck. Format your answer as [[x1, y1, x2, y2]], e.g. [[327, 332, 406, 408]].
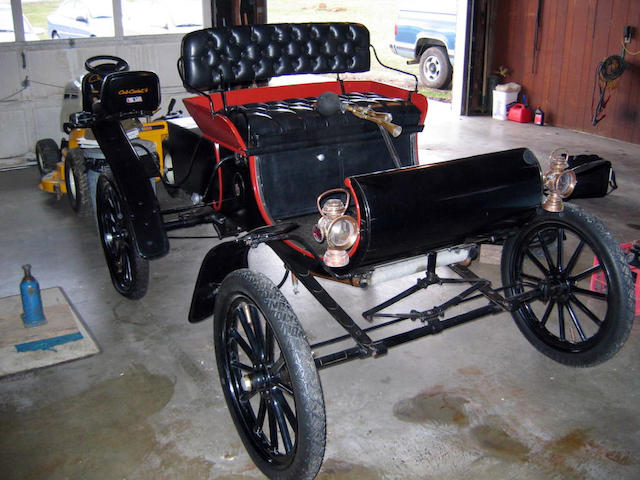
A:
[[390, 1, 456, 89]]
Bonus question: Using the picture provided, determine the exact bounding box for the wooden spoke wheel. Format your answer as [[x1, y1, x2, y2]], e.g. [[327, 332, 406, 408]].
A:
[[214, 269, 326, 480], [501, 204, 634, 366]]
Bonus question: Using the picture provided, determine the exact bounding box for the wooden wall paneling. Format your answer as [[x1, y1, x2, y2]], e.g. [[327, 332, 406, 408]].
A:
[[490, 0, 640, 144], [622, 5, 640, 142], [584, 0, 601, 131], [610, 0, 637, 142], [559, 0, 581, 129], [522, 0, 536, 87], [589, 0, 614, 132], [542, 0, 570, 125], [538, 0, 557, 118], [493, 0, 510, 68], [572, 0, 597, 131], [600, 0, 630, 139], [556, 0, 573, 127], [504, 0, 525, 84]]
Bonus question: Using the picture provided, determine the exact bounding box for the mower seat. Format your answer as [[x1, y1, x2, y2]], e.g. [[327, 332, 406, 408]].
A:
[[95, 71, 161, 119]]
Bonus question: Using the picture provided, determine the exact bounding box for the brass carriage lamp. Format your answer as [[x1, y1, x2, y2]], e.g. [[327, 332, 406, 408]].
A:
[[542, 148, 577, 213], [313, 189, 359, 267]]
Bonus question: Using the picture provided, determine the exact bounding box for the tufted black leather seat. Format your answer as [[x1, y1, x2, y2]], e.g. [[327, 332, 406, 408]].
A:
[[179, 23, 424, 216], [227, 92, 422, 154], [181, 23, 371, 91], [180, 23, 423, 154]]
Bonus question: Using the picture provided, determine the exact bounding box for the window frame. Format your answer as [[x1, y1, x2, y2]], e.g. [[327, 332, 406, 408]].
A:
[[2, 0, 210, 44]]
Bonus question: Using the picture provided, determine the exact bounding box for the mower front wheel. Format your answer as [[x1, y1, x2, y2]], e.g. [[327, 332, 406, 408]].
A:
[[35, 138, 61, 175], [65, 148, 91, 216]]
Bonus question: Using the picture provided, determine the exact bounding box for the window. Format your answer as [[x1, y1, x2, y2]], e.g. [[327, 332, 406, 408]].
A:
[[46, 0, 114, 39], [1, 0, 203, 42], [123, 0, 202, 36], [1, 1, 44, 41]]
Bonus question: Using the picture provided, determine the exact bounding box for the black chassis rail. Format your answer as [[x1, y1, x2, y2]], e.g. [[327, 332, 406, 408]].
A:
[[237, 226, 545, 372]]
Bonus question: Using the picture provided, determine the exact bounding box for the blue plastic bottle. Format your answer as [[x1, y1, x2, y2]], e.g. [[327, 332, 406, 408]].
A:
[[20, 264, 47, 327]]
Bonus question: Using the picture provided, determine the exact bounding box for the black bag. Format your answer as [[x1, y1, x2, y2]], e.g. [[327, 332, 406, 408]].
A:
[[566, 154, 617, 199]]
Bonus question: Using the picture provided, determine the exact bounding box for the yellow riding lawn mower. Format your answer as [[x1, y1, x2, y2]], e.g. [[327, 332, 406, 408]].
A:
[[37, 55, 174, 216]]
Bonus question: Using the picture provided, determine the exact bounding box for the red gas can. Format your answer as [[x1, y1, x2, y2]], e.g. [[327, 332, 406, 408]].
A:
[[507, 103, 532, 123]]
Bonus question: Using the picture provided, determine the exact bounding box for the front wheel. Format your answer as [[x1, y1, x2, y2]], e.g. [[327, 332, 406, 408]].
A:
[[214, 269, 326, 480], [501, 204, 634, 366], [96, 173, 149, 299], [35, 138, 61, 175], [64, 148, 91, 216]]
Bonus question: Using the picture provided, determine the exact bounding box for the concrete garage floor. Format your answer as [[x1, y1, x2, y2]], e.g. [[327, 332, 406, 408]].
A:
[[1, 103, 639, 480]]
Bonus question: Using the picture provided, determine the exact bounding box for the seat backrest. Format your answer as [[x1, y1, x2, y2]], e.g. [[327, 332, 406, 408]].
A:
[[97, 71, 161, 118], [180, 23, 371, 92], [81, 73, 105, 112]]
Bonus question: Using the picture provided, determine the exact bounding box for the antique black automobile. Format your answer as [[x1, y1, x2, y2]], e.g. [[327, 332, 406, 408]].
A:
[[70, 23, 634, 480]]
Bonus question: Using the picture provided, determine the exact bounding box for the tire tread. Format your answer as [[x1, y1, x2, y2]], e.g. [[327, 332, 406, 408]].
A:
[[214, 269, 326, 480], [501, 204, 634, 367]]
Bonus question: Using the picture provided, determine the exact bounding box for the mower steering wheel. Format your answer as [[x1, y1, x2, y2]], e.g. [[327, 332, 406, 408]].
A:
[[85, 55, 129, 76]]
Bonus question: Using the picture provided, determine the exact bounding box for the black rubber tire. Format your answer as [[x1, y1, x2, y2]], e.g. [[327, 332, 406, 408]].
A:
[[418, 46, 452, 89], [214, 269, 326, 480], [64, 148, 92, 216], [96, 173, 149, 300], [35, 138, 61, 175], [501, 204, 634, 366]]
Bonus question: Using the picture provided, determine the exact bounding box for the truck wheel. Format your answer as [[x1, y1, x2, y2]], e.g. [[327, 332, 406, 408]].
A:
[[35, 139, 61, 175], [501, 204, 634, 366], [96, 173, 149, 299], [65, 148, 92, 216], [214, 269, 326, 480], [419, 46, 452, 89]]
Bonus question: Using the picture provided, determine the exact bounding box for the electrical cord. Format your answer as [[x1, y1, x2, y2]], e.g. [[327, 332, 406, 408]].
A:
[[133, 138, 237, 209], [29, 79, 65, 89], [599, 55, 626, 82], [621, 40, 640, 56], [1, 78, 67, 102], [200, 154, 236, 201], [0, 87, 26, 102], [1, 78, 66, 102], [276, 269, 290, 289], [591, 54, 627, 126], [135, 136, 204, 189]]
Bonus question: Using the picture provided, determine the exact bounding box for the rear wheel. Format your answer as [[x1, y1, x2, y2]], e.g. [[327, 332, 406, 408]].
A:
[[162, 146, 179, 197], [96, 173, 149, 299], [214, 269, 326, 480], [419, 46, 452, 89], [65, 148, 91, 216], [501, 204, 634, 366], [35, 138, 61, 175]]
